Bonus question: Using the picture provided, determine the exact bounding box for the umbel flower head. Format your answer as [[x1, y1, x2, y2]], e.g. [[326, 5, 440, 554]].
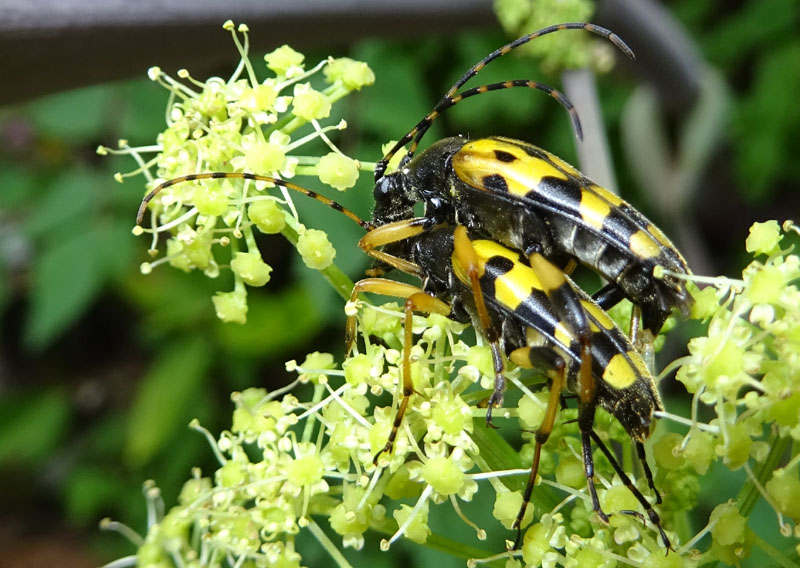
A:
[[107, 298, 677, 568], [100, 21, 374, 323], [103, 221, 800, 567]]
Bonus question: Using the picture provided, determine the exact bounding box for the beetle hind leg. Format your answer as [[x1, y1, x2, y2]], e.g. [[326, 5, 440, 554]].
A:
[[508, 347, 567, 549], [343, 277, 450, 465]]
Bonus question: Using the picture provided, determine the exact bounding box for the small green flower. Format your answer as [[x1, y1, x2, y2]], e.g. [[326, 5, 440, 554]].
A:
[[285, 442, 329, 497], [216, 459, 249, 488], [746, 265, 784, 304], [493, 491, 533, 530], [317, 152, 360, 191], [230, 251, 272, 286], [518, 390, 547, 429], [115, 24, 371, 323], [554, 455, 584, 489], [745, 220, 782, 256], [244, 139, 287, 174], [296, 228, 336, 270], [690, 285, 722, 320], [710, 502, 746, 547], [766, 469, 800, 522], [324, 57, 376, 90], [297, 351, 336, 383], [193, 180, 229, 216], [212, 289, 248, 323], [292, 83, 332, 121], [248, 199, 287, 234], [264, 44, 305, 76], [653, 432, 685, 471], [682, 430, 715, 475], [420, 455, 465, 496], [392, 502, 431, 544], [240, 82, 278, 112], [330, 485, 380, 549], [178, 476, 212, 506], [495, 0, 596, 70], [343, 353, 373, 387]]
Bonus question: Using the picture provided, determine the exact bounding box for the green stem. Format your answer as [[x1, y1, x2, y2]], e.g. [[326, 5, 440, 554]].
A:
[[367, 516, 505, 567], [736, 431, 789, 517], [301, 383, 326, 444], [746, 528, 800, 568], [307, 519, 355, 568], [280, 222, 355, 302], [470, 418, 560, 512], [422, 533, 508, 567]]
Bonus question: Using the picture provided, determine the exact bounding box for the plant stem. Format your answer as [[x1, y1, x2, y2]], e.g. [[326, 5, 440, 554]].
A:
[[368, 515, 505, 567], [736, 431, 789, 518], [308, 519, 355, 568], [746, 528, 800, 568], [280, 222, 355, 301]]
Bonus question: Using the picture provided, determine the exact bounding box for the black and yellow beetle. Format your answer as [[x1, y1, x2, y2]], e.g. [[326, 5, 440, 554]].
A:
[[372, 136, 693, 346], [346, 222, 670, 549], [370, 24, 692, 353]]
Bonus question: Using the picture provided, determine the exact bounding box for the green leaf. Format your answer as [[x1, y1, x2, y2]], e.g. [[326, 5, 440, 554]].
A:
[[701, 0, 797, 67], [734, 41, 800, 201], [24, 169, 97, 239], [94, 217, 137, 280], [0, 165, 32, 208], [28, 84, 113, 142], [124, 335, 211, 466], [215, 286, 326, 358], [0, 390, 71, 464], [471, 417, 560, 513], [115, 79, 175, 144], [25, 228, 103, 349], [353, 41, 438, 145], [64, 464, 130, 524]]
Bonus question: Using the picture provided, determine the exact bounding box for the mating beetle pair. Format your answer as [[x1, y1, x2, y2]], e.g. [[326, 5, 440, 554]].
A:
[[353, 22, 689, 548], [136, 22, 690, 552]]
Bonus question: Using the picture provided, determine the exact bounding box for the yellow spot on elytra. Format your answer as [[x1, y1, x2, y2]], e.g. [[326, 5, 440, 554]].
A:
[[456, 239, 543, 312], [472, 239, 517, 263], [581, 300, 614, 330], [553, 321, 572, 348], [647, 223, 674, 249], [628, 349, 651, 379], [454, 139, 567, 197], [546, 151, 582, 179], [603, 353, 638, 389], [579, 191, 611, 230], [494, 274, 525, 311], [588, 183, 624, 207], [629, 230, 661, 260], [510, 347, 533, 368]]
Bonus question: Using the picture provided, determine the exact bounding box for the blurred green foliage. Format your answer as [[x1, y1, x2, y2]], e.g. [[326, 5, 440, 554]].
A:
[[1, 1, 799, 565]]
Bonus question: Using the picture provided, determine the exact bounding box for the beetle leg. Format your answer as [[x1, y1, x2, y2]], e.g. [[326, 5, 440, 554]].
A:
[[508, 346, 566, 549], [344, 278, 450, 465], [590, 431, 672, 550], [452, 226, 507, 426]]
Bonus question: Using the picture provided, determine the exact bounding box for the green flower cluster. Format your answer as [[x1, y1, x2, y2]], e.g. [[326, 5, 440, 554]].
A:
[[100, 21, 374, 323], [656, 220, 800, 564], [113, 298, 688, 568], [106, 221, 800, 567], [494, 0, 616, 72]]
